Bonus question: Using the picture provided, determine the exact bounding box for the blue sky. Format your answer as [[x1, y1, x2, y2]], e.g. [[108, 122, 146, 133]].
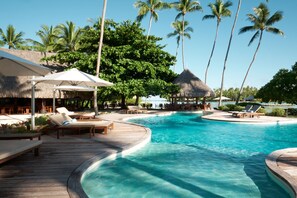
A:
[[1, 0, 296, 90]]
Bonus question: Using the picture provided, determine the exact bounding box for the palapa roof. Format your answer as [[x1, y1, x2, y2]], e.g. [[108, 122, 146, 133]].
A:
[[173, 69, 215, 98], [0, 48, 71, 99]]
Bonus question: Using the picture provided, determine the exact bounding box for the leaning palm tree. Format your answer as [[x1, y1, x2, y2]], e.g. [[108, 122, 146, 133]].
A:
[[94, 0, 108, 116], [236, 3, 284, 104], [55, 21, 82, 52], [0, 24, 25, 49], [218, 0, 270, 106], [167, 20, 193, 71], [203, 0, 232, 84], [134, 0, 171, 39], [173, 0, 202, 70], [26, 25, 59, 62]]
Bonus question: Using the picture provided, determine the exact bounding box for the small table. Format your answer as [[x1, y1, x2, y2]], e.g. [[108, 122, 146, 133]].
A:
[[0, 133, 41, 140]]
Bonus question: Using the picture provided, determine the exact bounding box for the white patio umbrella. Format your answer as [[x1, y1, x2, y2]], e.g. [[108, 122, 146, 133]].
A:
[[0, 50, 50, 76], [32, 68, 113, 87], [213, 96, 231, 101], [51, 85, 96, 113], [0, 50, 51, 130], [32, 68, 113, 113]]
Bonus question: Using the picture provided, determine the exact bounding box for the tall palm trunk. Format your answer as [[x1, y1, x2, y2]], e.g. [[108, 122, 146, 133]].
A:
[[174, 42, 179, 72], [94, 0, 107, 116], [218, 0, 241, 106], [181, 15, 185, 70], [147, 14, 153, 39], [205, 21, 220, 84], [236, 31, 263, 104]]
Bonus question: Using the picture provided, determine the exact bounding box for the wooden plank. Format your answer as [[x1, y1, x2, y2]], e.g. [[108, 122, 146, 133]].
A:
[[0, 121, 150, 197]]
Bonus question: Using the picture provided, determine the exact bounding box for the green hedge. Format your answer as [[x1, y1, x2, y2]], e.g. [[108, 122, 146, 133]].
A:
[[268, 108, 286, 117]]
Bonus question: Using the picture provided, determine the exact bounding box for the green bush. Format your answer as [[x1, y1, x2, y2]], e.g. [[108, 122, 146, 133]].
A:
[[225, 104, 244, 111], [257, 108, 266, 114], [269, 108, 285, 117], [218, 105, 229, 111], [27, 115, 49, 126]]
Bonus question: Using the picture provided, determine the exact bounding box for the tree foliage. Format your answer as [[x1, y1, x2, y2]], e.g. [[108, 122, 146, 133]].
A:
[[0, 25, 25, 49], [257, 62, 297, 104], [214, 86, 258, 101], [47, 20, 178, 107]]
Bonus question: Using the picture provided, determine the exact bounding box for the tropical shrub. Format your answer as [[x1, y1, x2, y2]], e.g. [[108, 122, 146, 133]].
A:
[[269, 108, 285, 117], [218, 105, 229, 111], [288, 108, 297, 116]]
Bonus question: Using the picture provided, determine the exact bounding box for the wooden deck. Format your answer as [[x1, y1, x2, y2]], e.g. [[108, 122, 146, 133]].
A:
[[0, 121, 151, 197]]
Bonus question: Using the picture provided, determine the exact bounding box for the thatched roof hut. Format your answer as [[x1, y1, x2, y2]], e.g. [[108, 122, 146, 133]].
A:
[[173, 69, 215, 98]]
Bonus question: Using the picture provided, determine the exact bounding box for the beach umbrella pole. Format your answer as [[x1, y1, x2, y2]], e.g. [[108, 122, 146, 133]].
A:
[[53, 89, 56, 114], [31, 77, 36, 130]]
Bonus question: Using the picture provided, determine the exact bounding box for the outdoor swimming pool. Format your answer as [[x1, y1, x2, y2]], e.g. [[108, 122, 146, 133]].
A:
[[82, 113, 297, 197]]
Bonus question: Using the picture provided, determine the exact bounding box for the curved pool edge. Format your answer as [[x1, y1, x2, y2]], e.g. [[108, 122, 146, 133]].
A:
[[67, 122, 152, 198], [265, 148, 297, 198], [201, 110, 297, 125]]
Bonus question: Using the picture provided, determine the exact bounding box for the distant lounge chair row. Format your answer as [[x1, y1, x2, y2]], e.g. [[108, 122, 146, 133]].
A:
[[49, 113, 114, 139], [232, 105, 264, 118]]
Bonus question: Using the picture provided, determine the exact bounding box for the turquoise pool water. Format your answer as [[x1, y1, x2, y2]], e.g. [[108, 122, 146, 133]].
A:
[[82, 113, 297, 197]]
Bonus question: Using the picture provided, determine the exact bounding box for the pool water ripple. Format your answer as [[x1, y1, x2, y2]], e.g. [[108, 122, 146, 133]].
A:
[[82, 113, 297, 197]]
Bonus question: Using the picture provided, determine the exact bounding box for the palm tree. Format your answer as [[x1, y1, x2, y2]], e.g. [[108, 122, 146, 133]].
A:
[[56, 21, 82, 52], [167, 20, 193, 71], [173, 0, 202, 70], [218, 0, 270, 106], [0, 24, 25, 49], [94, 0, 108, 116], [203, 0, 232, 84], [235, 3, 283, 104], [134, 0, 171, 39], [26, 25, 59, 62]]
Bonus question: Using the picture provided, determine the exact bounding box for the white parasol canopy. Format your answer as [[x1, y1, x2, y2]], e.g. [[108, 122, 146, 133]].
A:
[[0, 50, 50, 76], [0, 50, 51, 130], [32, 68, 113, 87], [213, 96, 231, 101], [52, 85, 96, 91], [32, 68, 113, 113]]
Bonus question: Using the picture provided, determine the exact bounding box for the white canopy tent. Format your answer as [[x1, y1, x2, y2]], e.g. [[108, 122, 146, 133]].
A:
[[0, 50, 51, 129]]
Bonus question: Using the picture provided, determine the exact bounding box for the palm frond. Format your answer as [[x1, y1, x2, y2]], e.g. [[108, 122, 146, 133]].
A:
[[266, 11, 283, 26], [248, 31, 260, 46], [239, 26, 255, 34], [202, 15, 215, 20], [266, 27, 284, 36]]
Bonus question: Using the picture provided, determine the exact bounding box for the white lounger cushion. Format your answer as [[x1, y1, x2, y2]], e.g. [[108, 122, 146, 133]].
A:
[[0, 140, 42, 163]]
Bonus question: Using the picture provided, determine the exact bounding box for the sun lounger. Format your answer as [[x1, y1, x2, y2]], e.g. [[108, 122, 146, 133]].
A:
[[56, 107, 95, 119], [232, 105, 263, 118], [49, 113, 114, 138], [49, 113, 95, 139], [0, 132, 41, 140], [0, 140, 42, 164]]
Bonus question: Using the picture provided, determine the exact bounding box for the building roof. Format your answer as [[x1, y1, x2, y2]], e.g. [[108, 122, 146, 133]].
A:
[[173, 69, 215, 98], [0, 48, 69, 99]]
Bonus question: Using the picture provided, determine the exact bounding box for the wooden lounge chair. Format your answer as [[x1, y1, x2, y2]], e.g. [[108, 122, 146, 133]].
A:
[[49, 113, 95, 139], [49, 113, 114, 138], [56, 107, 95, 119], [232, 105, 263, 118], [0, 140, 42, 164]]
